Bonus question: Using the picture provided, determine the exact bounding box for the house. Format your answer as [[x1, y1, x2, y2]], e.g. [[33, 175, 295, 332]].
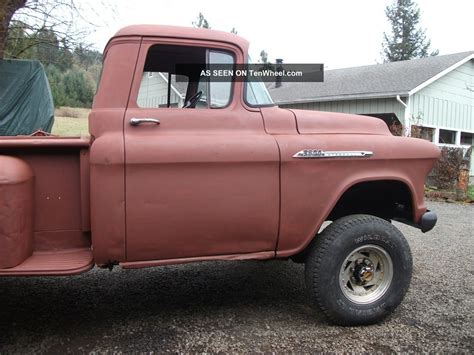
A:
[[269, 52, 474, 175], [137, 71, 186, 108]]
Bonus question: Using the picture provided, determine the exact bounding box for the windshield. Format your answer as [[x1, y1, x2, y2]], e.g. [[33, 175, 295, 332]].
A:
[[245, 56, 274, 107]]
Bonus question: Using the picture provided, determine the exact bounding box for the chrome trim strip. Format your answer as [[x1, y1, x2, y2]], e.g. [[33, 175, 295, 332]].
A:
[[293, 150, 374, 159]]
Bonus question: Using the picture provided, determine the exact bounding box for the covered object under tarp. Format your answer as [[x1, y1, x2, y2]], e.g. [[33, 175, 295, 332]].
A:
[[0, 59, 54, 136]]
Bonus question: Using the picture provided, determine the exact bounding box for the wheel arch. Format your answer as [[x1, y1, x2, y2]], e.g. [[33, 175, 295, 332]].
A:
[[290, 177, 417, 263], [326, 178, 416, 223]]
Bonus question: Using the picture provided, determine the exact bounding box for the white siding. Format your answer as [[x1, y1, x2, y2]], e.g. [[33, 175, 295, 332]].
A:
[[411, 60, 474, 175], [137, 73, 184, 108], [411, 60, 474, 131]]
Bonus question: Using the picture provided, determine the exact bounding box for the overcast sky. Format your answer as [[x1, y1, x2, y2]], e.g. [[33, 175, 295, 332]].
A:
[[83, 0, 473, 70]]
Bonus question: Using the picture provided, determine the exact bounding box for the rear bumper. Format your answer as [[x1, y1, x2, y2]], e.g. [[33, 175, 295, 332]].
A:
[[419, 210, 437, 233]]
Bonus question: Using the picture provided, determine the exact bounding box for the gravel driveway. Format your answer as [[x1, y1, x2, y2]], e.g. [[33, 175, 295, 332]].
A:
[[0, 201, 472, 353]]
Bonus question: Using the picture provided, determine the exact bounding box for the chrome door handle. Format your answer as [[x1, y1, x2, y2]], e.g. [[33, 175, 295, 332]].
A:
[[130, 118, 160, 126]]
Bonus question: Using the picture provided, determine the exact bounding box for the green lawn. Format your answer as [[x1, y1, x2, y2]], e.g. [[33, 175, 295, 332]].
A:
[[51, 107, 90, 136], [52, 116, 89, 136], [469, 185, 474, 200]]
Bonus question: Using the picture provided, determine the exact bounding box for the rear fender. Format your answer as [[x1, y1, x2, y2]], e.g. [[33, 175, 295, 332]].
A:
[[0, 156, 34, 268]]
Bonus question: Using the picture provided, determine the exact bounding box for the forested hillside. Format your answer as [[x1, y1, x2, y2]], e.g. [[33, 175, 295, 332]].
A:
[[5, 22, 101, 108]]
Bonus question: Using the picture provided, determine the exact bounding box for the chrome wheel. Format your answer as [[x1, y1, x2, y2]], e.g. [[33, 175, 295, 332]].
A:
[[339, 244, 393, 304]]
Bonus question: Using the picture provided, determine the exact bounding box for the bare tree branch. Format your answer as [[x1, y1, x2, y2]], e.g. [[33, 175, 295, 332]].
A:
[[1, 0, 114, 59]]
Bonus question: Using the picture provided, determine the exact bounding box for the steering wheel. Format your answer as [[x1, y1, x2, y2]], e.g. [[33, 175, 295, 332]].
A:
[[183, 91, 203, 108]]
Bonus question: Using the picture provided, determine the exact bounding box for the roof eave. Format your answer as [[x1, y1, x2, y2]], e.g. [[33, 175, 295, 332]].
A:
[[271, 51, 474, 105], [408, 53, 474, 95]]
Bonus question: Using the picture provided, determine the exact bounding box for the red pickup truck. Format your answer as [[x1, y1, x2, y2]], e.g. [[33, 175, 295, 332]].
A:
[[0, 25, 439, 325]]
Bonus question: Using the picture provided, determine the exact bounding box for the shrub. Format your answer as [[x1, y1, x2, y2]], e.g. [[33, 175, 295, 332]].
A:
[[388, 122, 423, 138], [431, 147, 465, 189], [55, 107, 84, 118]]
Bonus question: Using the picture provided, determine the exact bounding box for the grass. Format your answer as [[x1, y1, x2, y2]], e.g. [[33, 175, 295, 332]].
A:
[[51, 107, 89, 136], [468, 185, 474, 200]]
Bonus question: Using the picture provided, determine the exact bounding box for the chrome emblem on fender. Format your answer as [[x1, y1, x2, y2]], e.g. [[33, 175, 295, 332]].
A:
[[293, 150, 374, 159]]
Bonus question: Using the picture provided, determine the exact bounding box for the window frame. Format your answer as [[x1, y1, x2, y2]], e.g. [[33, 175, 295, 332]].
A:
[[242, 56, 275, 108], [243, 78, 275, 108], [206, 48, 236, 109], [438, 128, 457, 145], [132, 42, 236, 110]]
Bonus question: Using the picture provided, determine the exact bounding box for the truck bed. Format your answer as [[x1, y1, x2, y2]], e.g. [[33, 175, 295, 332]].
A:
[[0, 136, 92, 275]]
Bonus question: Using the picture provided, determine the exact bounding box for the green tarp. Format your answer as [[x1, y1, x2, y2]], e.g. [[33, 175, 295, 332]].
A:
[[0, 59, 54, 136]]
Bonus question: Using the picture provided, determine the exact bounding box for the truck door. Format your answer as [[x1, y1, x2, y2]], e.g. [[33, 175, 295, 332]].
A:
[[123, 39, 280, 262]]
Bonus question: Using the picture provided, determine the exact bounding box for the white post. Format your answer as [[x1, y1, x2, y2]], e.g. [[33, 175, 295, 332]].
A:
[[396, 95, 411, 136], [404, 96, 411, 137], [455, 131, 461, 146], [433, 128, 440, 144]]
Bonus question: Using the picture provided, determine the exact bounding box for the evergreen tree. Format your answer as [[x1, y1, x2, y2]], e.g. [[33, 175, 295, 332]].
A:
[[57, 38, 73, 71], [62, 67, 94, 107], [45, 64, 67, 107], [258, 50, 273, 71], [74, 45, 101, 70], [192, 13, 210, 29], [35, 28, 60, 66], [382, 0, 438, 62], [4, 20, 35, 58]]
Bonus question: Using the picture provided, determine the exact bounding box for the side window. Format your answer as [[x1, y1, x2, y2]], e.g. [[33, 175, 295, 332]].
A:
[[208, 51, 233, 108], [136, 44, 234, 109]]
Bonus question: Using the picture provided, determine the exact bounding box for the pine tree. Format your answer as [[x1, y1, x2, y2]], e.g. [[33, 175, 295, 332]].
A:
[[382, 0, 438, 62], [35, 28, 61, 66], [192, 13, 210, 29], [258, 50, 273, 71]]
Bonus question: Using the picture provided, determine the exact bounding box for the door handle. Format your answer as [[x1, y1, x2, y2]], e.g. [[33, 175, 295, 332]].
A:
[[130, 118, 160, 126]]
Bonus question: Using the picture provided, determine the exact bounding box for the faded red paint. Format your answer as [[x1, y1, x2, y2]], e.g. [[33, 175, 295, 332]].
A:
[[0, 25, 440, 276], [0, 156, 34, 268]]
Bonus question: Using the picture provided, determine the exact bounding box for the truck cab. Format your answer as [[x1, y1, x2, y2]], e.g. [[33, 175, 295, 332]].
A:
[[0, 25, 440, 325]]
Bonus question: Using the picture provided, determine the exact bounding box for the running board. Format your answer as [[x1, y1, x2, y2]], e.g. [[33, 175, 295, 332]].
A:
[[0, 248, 93, 276], [120, 250, 275, 269]]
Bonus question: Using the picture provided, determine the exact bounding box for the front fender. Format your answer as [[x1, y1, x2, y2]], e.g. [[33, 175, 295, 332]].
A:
[[274, 134, 439, 257]]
